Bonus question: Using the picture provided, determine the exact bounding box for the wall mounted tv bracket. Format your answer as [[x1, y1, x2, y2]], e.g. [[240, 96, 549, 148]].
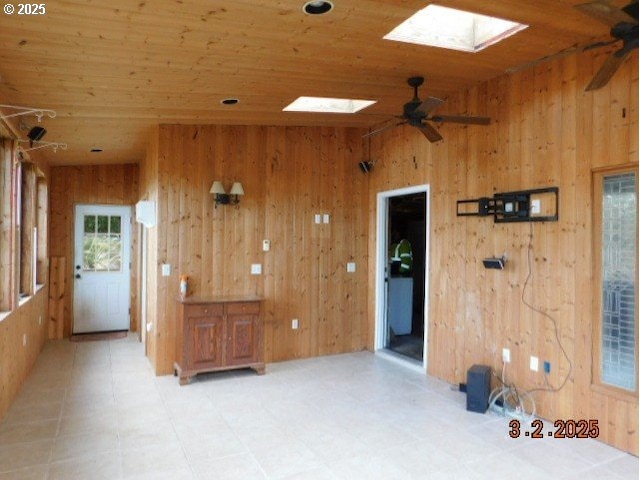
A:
[[456, 187, 559, 223]]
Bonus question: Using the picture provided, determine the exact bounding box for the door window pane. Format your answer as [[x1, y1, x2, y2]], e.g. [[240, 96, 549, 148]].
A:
[[84, 215, 96, 233], [82, 214, 123, 272], [600, 172, 637, 391], [97, 215, 109, 233]]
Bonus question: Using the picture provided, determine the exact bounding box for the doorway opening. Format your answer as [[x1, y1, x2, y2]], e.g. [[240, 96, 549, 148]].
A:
[[375, 185, 429, 369], [73, 204, 132, 334]]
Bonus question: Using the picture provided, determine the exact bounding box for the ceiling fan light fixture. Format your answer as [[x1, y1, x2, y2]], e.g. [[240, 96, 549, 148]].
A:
[[303, 1, 333, 15]]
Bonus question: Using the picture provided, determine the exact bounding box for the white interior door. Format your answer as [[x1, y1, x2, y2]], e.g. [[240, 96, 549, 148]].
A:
[[73, 204, 131, 334]]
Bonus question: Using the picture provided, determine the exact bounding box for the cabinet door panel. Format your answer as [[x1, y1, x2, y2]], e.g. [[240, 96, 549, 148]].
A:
[[192, 316, 224, 367], [226, 315, 257, 365]]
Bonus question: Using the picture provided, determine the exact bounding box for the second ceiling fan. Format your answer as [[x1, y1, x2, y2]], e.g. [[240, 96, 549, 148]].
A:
[[365, 76, 491, 143]]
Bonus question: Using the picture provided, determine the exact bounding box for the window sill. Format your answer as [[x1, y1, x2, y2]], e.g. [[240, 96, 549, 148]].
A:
[[591, 383, 638, 402], [18, 295, 32, 307], [0, 311, 9, 323], [35, 284, 45, 293]]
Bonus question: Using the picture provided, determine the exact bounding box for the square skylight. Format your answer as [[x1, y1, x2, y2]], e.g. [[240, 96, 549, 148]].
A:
[[283, 97, 376, 114], [383, 4, 528, 53]]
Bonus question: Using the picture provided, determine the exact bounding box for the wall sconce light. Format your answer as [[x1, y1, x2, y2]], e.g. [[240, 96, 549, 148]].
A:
[[210, 181, 244, 208]]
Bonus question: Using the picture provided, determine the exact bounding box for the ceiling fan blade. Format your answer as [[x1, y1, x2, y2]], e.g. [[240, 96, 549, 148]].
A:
[[414, 97, 445, 116], [416, 123, 443, 143], [362, 121, 406, 138], [586, 47, 631, 90], [505, 39, 618, 74], [622, 1, 639, 21], [575, 0, 637, 27], [431, 115, 491, 125]]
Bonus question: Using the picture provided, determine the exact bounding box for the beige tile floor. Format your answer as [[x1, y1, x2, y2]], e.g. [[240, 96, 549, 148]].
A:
[[0, 335, 638, 479]]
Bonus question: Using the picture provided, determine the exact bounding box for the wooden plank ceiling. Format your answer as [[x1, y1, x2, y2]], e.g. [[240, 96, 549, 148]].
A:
[[0, 0, 621, 165]]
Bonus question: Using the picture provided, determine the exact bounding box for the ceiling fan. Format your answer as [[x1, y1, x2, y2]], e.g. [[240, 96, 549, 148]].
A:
[[364, 76, 491, 143], [511, 1, 638, 90], [575, 0, 638, 90]]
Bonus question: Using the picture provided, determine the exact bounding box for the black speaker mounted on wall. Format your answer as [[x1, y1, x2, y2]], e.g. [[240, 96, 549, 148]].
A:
[[27, 126, 47, 147]]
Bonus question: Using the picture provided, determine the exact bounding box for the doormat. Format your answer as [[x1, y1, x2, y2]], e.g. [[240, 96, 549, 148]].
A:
[[70, 331, 128, 342]]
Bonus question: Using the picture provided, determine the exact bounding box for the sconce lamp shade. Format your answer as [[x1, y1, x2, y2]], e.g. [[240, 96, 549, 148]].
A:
[[230, 182, 244, 196], [210, 181, 226, 194]]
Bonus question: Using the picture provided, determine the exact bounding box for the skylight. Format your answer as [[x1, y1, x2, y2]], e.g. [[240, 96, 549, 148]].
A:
[[383, 4, 528, 53], [283, 97, 376, 114]]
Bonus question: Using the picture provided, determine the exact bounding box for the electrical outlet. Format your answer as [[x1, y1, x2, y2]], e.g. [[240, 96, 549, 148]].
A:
[[530, 356, 539, 372], [544, 361, 551, 373], [531, 199, 541, 214], [292, 319, 299, 329], [251, 264, 262, 275], [314, 214, 322, 224], [323, 213, 330, 224], [346, 262, 356, 273], [161, 264, 171, 276], [502, 348, 511, 363], [146, 322, 153, 332]]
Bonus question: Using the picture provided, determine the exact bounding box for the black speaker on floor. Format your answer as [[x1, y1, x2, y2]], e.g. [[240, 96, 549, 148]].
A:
[[466, 364, 491, 413]]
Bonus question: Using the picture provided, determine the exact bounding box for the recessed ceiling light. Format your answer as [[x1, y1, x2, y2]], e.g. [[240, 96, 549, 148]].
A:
[[283, 96, 376, 114], [221, 98, 239, 105], [384, 4, 528, 53], [90, 148, 103, 153], [303, 1, 333, 15]]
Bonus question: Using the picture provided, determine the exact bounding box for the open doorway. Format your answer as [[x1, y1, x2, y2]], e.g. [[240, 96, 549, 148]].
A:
[[375, 185, 429, 369]]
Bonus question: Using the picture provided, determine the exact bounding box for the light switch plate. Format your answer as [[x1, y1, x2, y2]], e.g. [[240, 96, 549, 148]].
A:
[[323, 213, 330, 224], [530, 356, 539, 372], [251, 264, 262, 275], [314, 214, 322, 224], [161, 264, 171, 276], [346, 262, 356, 273]]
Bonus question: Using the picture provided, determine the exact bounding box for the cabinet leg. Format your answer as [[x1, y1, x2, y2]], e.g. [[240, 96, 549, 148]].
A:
[[253, 364, 266, 375]]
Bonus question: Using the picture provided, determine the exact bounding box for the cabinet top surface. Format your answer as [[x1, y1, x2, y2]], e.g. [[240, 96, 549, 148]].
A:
[[177, 294, 264, 305]]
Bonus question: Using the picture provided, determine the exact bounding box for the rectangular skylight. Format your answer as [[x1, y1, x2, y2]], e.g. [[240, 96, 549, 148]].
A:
[[283, 97, 376, 114], [383, 4, 528, 53]]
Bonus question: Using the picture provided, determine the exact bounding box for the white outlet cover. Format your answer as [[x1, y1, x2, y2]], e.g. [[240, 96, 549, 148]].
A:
[[146, 322, 153, 332], [314, 214, 322, 224], [346, 262, 356, 273], [323, 213, 330, 224], [292, 319, 299, 329], [530, 356, 539, 372], [251, 264, 262, 275], [531, 199, 541, 214], [502, 348, 510, 363], [161, 264, 171, 276], [262, 239, 270, 252]]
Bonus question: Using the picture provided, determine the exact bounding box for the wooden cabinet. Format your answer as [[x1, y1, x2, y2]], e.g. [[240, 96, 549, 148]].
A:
[[174, 296, 264, 385]]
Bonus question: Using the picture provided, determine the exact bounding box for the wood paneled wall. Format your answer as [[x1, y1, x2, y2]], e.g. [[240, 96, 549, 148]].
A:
[[141, 125, 369, 374], [367, 48, 638, 454], [0, 138, 14, 311], [48, 164, 139, 337], [0, 274, 49, 421]]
